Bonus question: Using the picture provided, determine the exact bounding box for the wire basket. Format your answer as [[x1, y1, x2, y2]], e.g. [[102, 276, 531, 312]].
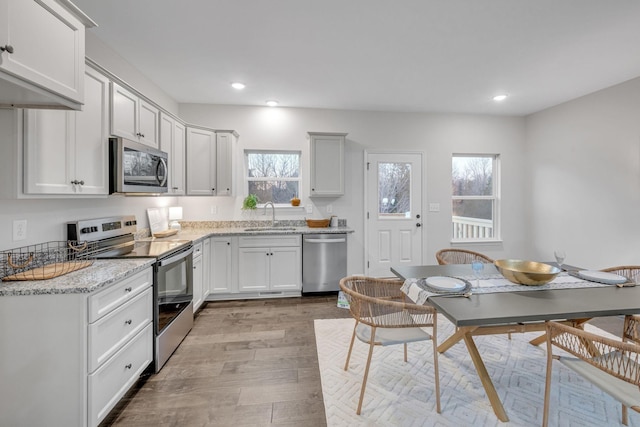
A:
[[1, 241, 96, 281]]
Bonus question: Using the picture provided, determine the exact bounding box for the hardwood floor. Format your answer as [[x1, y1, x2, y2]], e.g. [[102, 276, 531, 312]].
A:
[[102, 295, 350, 427]]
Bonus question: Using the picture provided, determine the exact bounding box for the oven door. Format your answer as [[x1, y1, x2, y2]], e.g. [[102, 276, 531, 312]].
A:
[[155, 246, 193, 334]]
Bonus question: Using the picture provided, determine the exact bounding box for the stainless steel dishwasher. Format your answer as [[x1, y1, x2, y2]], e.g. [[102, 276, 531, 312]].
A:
[[302, 233, 347, 293]]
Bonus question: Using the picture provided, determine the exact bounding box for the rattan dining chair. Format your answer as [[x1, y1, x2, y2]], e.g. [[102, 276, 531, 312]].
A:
[[543, 318, 640, 426], [435, 248, 494, 265], [339, 275, 441, 415], [601, 265, 640, 283]]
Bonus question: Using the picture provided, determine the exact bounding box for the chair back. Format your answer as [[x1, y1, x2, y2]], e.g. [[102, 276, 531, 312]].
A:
[[435, 248, 493, 265], [547, 321, 640, 386], [601, 265, 640, 283], [339, 276, 435, 329]]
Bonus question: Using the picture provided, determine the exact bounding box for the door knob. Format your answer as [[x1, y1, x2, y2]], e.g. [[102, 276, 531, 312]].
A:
[[1, 45, 14, 54], [416, 223, 422, 227]]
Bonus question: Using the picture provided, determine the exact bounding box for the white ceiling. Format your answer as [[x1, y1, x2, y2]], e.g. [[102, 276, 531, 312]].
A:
[[73, 0, 640, 116]]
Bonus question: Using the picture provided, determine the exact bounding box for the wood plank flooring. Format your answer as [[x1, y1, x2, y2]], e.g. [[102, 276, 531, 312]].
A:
[[101, 295, 624, 427], [101, 295, 350, 427]]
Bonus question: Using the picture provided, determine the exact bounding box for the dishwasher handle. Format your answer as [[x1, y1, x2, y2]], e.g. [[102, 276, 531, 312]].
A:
[[304, 238, 346, 244]]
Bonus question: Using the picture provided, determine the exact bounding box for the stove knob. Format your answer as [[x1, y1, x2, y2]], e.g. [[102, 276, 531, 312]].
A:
[[81, 227, 90, 234], [91, 226, 98, 232]]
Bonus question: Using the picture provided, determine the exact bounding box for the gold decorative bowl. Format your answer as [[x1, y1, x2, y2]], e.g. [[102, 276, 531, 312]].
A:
[[494, 259, 561, 286]]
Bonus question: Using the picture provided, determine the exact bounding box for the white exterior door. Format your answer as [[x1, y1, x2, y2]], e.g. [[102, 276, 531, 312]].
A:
[[366, 152, 423, 277]]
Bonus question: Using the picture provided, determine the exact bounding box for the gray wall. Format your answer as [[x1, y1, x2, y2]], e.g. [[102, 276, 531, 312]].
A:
[[525, 76, 640, 268]]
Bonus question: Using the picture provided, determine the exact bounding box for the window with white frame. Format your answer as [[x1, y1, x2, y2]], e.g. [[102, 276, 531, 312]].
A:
[[451, 154, 500, 241], [245, 150, 301, 205]]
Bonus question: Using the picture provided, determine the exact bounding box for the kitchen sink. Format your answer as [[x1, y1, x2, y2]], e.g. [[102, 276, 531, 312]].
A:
[[243, 227, 298, 232]]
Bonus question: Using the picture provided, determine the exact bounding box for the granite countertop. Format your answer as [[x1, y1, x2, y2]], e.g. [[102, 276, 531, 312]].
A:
[[147, 225, 354, 243], [0, 259, 154, 297], [0, 223, 353, 297]]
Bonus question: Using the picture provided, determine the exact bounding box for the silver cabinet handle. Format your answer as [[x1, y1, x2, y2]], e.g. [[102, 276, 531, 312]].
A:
[[125, 363, 132, 369], [1, 45, 14, 54]]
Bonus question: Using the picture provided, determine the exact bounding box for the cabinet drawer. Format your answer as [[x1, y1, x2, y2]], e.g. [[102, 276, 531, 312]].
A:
[[239, 235, 301, 248], [88, 287, 153, 373], [89, 268, 152, 323], [88, 323, 153, 427], [193, 241, 203, 258]]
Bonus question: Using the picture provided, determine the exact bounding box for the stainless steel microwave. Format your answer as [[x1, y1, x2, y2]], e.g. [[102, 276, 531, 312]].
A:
[[109, 137, 168, 194]]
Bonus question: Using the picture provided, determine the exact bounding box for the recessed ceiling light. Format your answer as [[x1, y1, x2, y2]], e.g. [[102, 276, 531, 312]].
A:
[[266, 100, 279, 107], [493, 94, 508, 102], [231, 82, 245, 90]]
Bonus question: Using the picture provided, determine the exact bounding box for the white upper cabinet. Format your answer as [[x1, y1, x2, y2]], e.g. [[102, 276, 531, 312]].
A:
[[0, 0, 95, 110], [160, 113, 186, 195], [309, 132, 346, 197], [23, 65, 110, 196], [186, 127, 238, 197], [186, 126, 217, 195], [110, 82, 160, 148], [215, 130, 237, 196]]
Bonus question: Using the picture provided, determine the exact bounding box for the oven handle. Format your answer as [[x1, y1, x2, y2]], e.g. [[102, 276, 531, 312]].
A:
[[157, 246, 193, 267]]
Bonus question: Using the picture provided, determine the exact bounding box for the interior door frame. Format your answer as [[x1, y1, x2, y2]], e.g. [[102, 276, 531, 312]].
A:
[[363, 150, 427, 276]]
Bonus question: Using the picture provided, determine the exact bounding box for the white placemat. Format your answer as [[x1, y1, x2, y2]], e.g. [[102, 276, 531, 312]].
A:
[[401, 272, 622, 305]]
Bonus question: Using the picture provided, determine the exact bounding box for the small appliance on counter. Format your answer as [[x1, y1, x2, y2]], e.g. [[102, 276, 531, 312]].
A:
[[67, 215, 193, 372]]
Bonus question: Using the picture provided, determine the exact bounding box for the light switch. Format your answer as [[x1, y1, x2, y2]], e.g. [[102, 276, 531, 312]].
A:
[[429, 203, 440, 212], [326, 204, 333, 213]]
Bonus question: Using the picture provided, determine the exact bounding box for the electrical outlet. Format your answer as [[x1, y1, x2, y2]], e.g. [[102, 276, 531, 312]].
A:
[[326, 204, 333, 213], [13, 219, 27, 241], [306, 204, 313, 214], [210, 206, 217, 215]]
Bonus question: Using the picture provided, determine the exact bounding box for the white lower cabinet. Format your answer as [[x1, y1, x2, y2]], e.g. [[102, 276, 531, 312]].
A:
[[0, 267, 153, 427], [192, 240, 210, 311], [192, 241, 204, 310], [238, 236, 301, 293], [210, 236, 237, 294]]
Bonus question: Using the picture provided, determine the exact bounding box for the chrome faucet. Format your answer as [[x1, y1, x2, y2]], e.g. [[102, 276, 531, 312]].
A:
[[264, 201, 276, 227]]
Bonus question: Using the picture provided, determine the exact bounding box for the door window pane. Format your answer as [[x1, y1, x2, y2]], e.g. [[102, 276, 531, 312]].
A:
[[378, 162, 411, 217]]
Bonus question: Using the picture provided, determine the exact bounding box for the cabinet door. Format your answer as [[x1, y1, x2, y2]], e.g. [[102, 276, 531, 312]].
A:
[[310, 133, 346, 196], [238, 247, 270, 292], [110, 83, 139, 141], [216, 131, 234, 196], [0, 0, 85, 105], [270, 246, 302, 291], [210, 237, 235, 294], [23, 66, 110, 195], [172, 121, 186, 195], [74, 66, 109, 195], [23, 109, 75, 194], [138, 99, 159, 148], [160, 114, 185, 195], [186, 127, 217, 195], [202, 239, 211, 303], [192, 254, 204, 311]]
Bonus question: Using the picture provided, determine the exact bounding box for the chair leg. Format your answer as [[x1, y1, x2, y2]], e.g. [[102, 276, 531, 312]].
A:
[[432, 332, 441, 414], [622, 404, 628, 425], [344, 320, 358, 371], [356, 327, 376, 415], [404, 342, 408, 362], [542, 338, 553, 427]]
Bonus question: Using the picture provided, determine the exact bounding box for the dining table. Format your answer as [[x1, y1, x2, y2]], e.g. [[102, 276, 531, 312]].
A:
[[391, 263, 640, 422]]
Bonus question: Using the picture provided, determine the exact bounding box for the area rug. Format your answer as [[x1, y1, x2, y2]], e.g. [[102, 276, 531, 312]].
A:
[[315, 317, 639, 427]]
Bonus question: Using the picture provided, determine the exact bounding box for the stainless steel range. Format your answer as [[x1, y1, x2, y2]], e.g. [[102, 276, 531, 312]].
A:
[[67, 215, 193, 372]]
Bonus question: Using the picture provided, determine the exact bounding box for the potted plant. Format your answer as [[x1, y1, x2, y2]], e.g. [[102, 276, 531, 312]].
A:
[[242, 194, 259, 210]]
